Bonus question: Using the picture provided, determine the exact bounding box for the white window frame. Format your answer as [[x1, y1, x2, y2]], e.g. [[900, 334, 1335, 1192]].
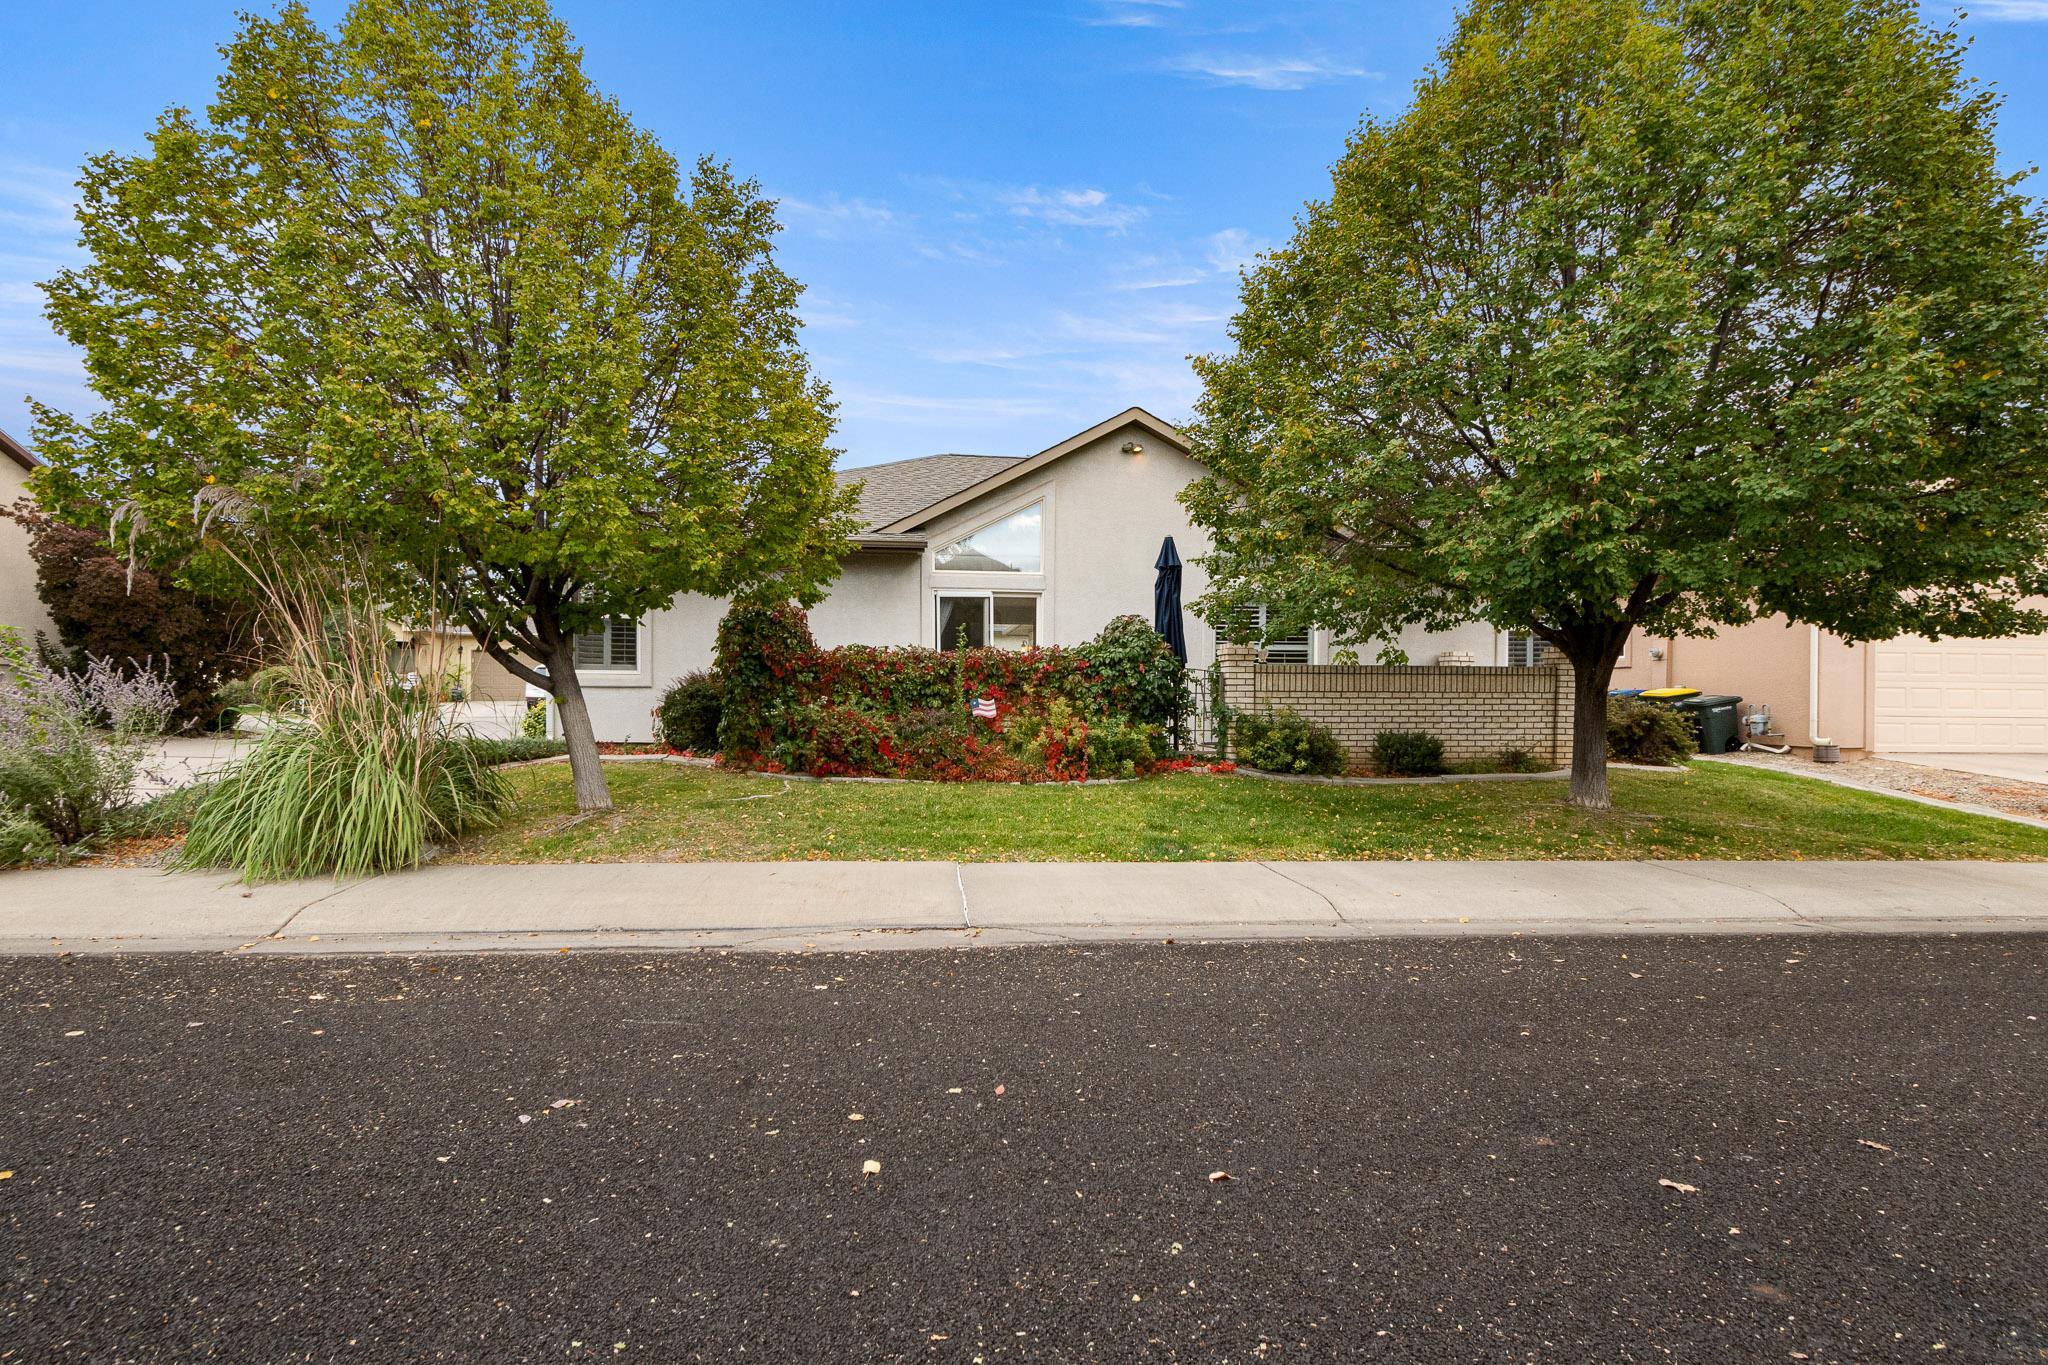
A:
[[934, 591, 1040, 652], [572, 616, 651, 688], [931, 498, 1046, 576]]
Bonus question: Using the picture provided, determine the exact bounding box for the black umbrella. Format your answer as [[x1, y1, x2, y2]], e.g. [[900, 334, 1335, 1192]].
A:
[[1153, 535, 1187, 664]]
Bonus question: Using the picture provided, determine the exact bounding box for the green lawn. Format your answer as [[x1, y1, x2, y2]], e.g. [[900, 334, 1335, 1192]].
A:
[[446, 761, 2048, 863]]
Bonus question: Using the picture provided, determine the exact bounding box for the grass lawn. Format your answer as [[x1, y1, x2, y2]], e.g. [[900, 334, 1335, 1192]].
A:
[[446, 760, 2048, 863]]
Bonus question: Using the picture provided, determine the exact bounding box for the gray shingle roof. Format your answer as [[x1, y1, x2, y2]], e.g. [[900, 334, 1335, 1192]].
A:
[[837, 454, 1023, 533]]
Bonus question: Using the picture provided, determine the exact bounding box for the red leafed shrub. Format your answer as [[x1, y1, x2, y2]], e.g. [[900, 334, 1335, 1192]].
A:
[[712, 604, 1186, 781], [5, 501, 256, 727]]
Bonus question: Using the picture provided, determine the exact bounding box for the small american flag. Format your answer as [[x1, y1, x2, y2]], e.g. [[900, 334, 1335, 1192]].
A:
[[969, 696, 998, 720]]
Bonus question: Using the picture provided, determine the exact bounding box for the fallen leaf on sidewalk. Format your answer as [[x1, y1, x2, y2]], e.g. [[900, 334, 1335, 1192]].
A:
[[1658, 1178, 1699, 1194], [0, 1171, 12, 1180], [1856, 1138, 1892, 1152], [1208, 1171, 1234, 1183], [550, 1099, 577, 1109], [861, 1159, 881, 1176], [994, 1085, 1005, 1096], [847, 1113, 864, 1121]]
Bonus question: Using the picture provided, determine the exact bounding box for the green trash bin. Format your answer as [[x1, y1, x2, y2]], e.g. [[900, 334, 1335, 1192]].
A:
[[1669, 693, 1742, 754]]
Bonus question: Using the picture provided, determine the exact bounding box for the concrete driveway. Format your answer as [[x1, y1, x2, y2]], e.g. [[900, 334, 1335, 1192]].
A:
[[1880, 751, 2048, 785]]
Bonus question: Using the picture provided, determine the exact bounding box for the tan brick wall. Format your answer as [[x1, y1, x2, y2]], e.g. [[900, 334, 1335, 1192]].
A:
[[1217, 647, 1576, 768]]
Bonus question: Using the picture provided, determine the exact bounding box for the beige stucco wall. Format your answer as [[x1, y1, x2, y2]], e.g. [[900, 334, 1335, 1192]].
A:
[[1, 458, 56, 646], [1620, 619, 1868, 750]]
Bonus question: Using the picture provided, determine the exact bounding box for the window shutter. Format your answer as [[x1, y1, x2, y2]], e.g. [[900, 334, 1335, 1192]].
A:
[[608, 619, 637, 669]]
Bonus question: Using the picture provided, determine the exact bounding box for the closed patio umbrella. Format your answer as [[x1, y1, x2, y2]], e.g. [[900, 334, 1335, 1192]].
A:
[[1153, 535, 1187, 664]]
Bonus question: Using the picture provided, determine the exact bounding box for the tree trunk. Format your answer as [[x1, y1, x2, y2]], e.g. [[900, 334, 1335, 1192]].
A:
[[546, 641, 614, 813], [1564, 640, 1623, 811]]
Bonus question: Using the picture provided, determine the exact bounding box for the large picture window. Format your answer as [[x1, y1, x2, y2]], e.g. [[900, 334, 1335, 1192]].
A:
[[572, 617, 639, 671], [936, 593, 1038, 652], [934, 502, 1043, 574]]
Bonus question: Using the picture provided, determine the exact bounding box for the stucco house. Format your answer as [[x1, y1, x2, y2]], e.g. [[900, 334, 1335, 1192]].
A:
[[569, 408, 1511, 742], [1, 428, 58, 647]]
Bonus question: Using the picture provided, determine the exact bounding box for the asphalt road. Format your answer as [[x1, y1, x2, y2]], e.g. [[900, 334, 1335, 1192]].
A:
[[2, 936, 2044, 1363]]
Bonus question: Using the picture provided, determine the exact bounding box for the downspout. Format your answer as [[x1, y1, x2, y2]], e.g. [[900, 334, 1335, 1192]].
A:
[[1808, 625, 1822, 746]]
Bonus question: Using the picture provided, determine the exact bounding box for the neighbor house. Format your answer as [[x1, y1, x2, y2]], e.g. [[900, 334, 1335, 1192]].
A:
[[0, 428, 57, 647], [1613, 609, 2048, 757], [567, 408, 1513, 742]]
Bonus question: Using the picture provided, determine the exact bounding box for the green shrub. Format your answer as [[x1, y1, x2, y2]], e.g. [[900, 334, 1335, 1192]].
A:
[[521, 697, 548, 739], [0, 626, 177, 861], [463, 736, 568, 766], [0, 808, 60, 868], [1075, 614, 1187, 731], [1372, 730, 1446, 776], [1083, 712, 1157, 779], [1236, 709, 1346, 775], [175, 584, 509, 882], [714, 602, 818, 759], [1494, 748, 1549, 774], [182, 716, 509, 880], [1607, 697, 1698, 766], [656, 671, 724, 752], [772, 701, 896, 777], [123, 780, 213, 839]]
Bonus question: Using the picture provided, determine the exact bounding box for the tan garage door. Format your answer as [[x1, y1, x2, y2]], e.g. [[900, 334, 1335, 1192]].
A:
[[1873, 633, 2048, 752]]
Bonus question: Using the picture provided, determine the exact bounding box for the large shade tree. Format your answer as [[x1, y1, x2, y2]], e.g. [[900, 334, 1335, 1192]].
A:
[[31, 0, 853, 811], [1184, 0, 2048, 808]]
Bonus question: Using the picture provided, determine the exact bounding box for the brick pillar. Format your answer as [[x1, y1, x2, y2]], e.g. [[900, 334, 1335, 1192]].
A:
[[1550, 661, 1576, 764], [1216, 644, 1259, 760]]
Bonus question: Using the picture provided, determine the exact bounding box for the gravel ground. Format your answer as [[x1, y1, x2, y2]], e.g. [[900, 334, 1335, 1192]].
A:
[[2, 939, 2045, 1363], [1713, 750, 2048, 822]]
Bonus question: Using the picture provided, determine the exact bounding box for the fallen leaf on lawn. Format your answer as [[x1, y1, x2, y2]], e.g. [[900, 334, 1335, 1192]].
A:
[[1856, 1138, 1892, 1152], [1208, 1171, 1234, 1183], [1658, 1178, 1698, 1194], [862, 1159, 881, 1176]]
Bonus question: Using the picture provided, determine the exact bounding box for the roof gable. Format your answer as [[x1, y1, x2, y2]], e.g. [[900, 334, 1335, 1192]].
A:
[[874, 407, 1188, 535], [0, 428, 36, 473]]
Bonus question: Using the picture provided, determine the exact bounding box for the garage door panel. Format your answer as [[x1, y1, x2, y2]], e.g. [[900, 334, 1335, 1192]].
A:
[[1874, 633, 2048, 753]]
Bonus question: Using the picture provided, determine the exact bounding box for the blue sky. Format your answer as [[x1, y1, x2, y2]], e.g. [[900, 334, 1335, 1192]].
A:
[[3, 1, 2045, 470]]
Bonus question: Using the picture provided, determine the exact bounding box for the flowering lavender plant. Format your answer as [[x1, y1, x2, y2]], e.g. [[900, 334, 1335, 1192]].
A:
[[0, 626, 178, 864]]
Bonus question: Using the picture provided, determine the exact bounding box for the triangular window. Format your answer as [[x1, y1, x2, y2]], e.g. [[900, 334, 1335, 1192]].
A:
[[934, 502, 1042, 574]]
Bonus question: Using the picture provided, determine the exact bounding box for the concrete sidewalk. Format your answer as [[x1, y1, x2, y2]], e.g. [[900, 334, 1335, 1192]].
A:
[[3, 859, 2046, 955]]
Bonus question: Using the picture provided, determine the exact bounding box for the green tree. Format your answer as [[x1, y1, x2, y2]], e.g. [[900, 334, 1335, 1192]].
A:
[[31, 0, 853, 811], [1184, 0, 2048, 809]]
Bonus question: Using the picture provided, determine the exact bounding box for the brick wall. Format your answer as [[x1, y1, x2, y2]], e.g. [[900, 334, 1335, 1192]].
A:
[[1218, 645, 1576, 767]]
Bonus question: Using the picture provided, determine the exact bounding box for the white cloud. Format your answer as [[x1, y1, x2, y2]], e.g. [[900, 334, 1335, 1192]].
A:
[[777, 193, 902, 237], [997, 185, 1147, 232], [833, 386, 1068, 425], [1966, 0, 2048, 15], [1166, 53, 1377, 90], [1203, 227, 1270, 275], [1082, 0, 1184, 18]]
